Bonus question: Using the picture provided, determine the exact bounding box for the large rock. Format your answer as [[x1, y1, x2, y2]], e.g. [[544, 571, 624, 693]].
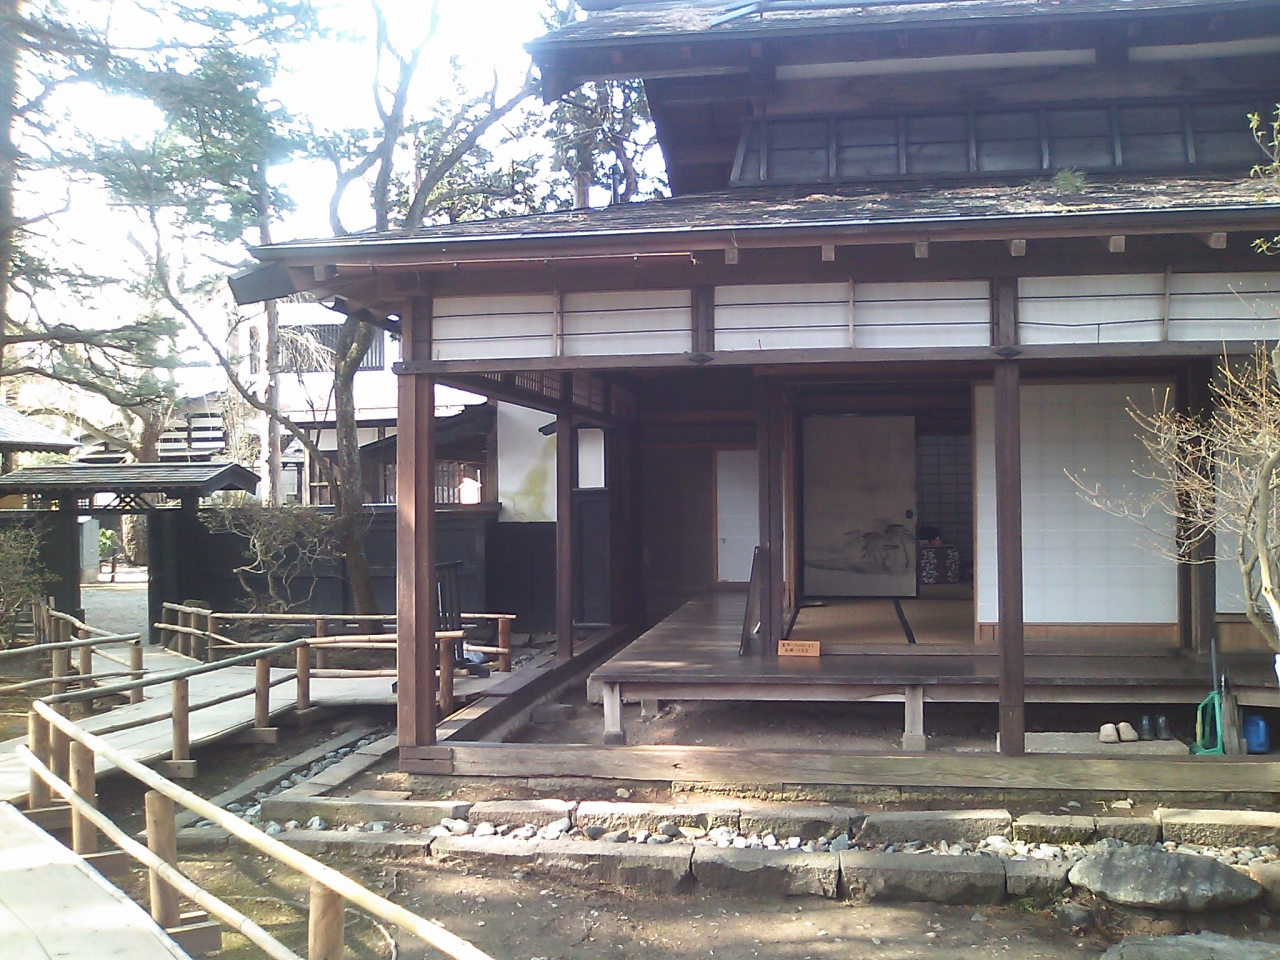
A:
[[838, 850, 1006, 904], [1247, 861, 1280, 913], [737, 802, 863, 841], [1004, 857, 1071, 898], [692, 848, 839, 899], [575, 800, 738, 833], [856, 809, 1012, 846], [1013, 814, 1095, 845], [1068, 847, 1261, 912], [1157, 809, 1280, 849], [1099, 932, 1280, 959]]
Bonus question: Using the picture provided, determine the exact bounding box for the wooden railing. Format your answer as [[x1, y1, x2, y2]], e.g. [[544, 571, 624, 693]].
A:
[[3, 601, 146, 705], [22, 698, 495, 960]]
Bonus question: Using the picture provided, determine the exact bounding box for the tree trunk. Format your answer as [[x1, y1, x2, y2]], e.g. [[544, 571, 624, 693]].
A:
[[0, 0, 21, 390], [334, 314, 377, 614]]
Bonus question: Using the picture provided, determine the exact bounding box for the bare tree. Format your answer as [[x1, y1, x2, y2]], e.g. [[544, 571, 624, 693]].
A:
[[1075, 348, 1280, 684]]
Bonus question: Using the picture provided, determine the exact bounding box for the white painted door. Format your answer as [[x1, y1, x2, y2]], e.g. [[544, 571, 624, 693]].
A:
[[716, 449, 759, 583], [803, 415, 917, 597]]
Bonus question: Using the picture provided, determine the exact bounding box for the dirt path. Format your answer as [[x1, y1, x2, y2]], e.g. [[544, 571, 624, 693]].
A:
[[81, 582, 150, 640]]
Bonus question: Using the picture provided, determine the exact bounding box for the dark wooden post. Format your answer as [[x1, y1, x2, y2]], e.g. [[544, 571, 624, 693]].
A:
[[556, 378, 577, 660], [397, 296, 439, 749], [1185, 359, 1217, 653], [994, 359, 1025, 756], [756, 378, 785, 652]]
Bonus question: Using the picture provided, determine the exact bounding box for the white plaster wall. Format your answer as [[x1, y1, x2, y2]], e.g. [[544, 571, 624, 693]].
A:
[[975, 382, 1177, 624], [853, 280, 990, 348], [578, 429, 606, 489], [716, 449, 759, 582], [496, 402, 556, 522], [715, 283, 852, 350]]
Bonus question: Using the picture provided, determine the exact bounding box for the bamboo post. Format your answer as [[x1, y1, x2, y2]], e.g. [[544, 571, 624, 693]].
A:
[[145, 790, 181, 929], [498, 618, 512, 673], [50, 638, 69, 698], [296, 645, 311, 713], [77, 627, 93, 700], [206, 614, 220, 662], [308, 882, 345, 960], [130, 643, 145, 704], [255, 656, 271, 728], [50, 705, 70, 783], [314, 620, 328, 670], [161, 605, 177, 649], [171, 677, 190, 764], [27, 711, 51, 809], [438, 632, 455, 717], [69, 741, 97, 854]]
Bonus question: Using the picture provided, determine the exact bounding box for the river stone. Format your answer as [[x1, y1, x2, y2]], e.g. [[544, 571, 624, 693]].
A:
[[1068, 847, 1261, 912], [1100, 933, 1280, 959]]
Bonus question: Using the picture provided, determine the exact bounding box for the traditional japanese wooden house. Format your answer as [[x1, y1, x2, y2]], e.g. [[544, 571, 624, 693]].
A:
[[231, 0, 1280, 778]]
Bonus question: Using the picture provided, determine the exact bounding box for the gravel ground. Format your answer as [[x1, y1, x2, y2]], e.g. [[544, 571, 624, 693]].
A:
[[80, 581, 150, 640]]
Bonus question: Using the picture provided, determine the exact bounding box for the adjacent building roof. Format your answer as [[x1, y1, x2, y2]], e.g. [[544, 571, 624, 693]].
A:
[[0, 463, 259, 498], [536, 0, 1277, 46], [0, 406, 79, 454], [248, 175, 1280, 263]]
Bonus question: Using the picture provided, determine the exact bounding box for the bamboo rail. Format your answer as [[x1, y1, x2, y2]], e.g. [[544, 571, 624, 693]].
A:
[[27, 700, 497, 960]]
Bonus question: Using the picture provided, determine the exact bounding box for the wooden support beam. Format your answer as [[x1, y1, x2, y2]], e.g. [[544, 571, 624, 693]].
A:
[[145, 790, 181, 930], [994, 359, 1025, 757], [69, 741, 96, 854], [27, 711, 51, 809], [1199, 232, 1228, 249], [724, 246, 739, 265], [556, 393, 577, 660], [902, 685, 926, 752], [1007, 239, 1027, 257], [1104, 235, 1126, 254], [821, 244, 836, 262], [308, 883, 345, 960], [913, 240, 929, 259], [398, 296, 439, 748]]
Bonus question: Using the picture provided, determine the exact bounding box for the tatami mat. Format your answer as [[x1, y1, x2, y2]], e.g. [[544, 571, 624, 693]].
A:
[[789, 598, 973, 645]]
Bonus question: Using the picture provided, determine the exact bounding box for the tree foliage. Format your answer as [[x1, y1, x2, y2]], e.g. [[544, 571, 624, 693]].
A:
[[0, 524, 48, 648]]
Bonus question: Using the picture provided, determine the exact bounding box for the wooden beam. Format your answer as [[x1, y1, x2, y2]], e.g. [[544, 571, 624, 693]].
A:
[[1007, 239, 1027, 257], [692, 285, 715, 354], [994, 276, 1018, 348], [914, 241, 929, 259], [1199, 232, 1228, 249], [821, 244, 836, 262], [1104, 235, 1126, 254], [725, 246, 740, 265], [994, 359, 1025, 757], [1186, 359, 1217, 653], [757, 379, 786, 652], [556, 388, 577, 660], [397, 296, 439, 748]]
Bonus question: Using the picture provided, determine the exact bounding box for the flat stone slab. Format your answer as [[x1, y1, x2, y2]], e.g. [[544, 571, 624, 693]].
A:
[[261, 795, 470, 828], [1096, 817, 1160, 846], [736, 802, 863, 841], [1027, 732, 1188, 756], [279, 829, 434, 858], [1100, 932, 1280, 959], [857, 809, 1012, 845], [575, 800, 738, 833], [432, 836, 692, 893], [1013, 815, 1096, 844], [692, 847, 840, 899], [1004, 857, 1072, 898], [466, 799, 576, 828], [1068, 846, 1261, 912], [839, 850, 1006, 904], [1157, 809, 1280, 848]]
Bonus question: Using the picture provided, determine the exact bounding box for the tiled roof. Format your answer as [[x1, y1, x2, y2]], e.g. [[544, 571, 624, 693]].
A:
[[255, 176, 1280, 257], [533, 0, 1265, 47], [0, 406, 78, 453], [0, 462, 259, 497]]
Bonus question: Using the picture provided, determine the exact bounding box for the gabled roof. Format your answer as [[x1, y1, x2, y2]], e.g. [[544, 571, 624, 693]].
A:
[[534, 0, 1276, 47], [242, 175, 1280, 269], [0, 406, 79, 453], [0, 462, 259, 498]]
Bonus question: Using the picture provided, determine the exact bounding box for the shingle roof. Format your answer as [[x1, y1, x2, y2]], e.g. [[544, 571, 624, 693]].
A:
[[254, 176, 1280, 259], [0, 406, 79, 453], [0, 462, 259, 497], [533, 0, 1269, 47]]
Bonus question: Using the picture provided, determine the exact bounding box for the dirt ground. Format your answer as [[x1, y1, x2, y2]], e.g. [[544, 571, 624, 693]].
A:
[[111, 845, 1280, 960], [80, 581, 151, 641]]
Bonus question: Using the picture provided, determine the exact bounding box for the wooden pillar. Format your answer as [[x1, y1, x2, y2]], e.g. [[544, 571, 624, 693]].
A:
[[171, 677, 190, 763], [994, 359, 1025, 756], [296, 645, 311, 712], [308, 882, 345, 960], [254, 657, 270, 728], [69, 741, 97, 854], [145, 790, 181, 929], [556, 386, 577, 660], [757, 379, 785, 652], [1186, 359, 1217, 652], [27, 711, 51, 809], [129, 643, 145, 704], [397, 296, 438, 749]]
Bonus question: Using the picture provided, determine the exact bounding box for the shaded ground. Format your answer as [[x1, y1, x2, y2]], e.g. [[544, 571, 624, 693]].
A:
[[112, 844, 1280, 960], [81, 581, 151, 641]]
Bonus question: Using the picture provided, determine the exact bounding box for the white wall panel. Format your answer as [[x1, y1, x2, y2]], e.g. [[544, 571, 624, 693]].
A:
[[716, 449, 759, 583], [975, 382, 1177, 624], [715, 283, 852, 351], [853, 281, 990, 348], [432, 294, 557, 360], [1168, 272, 1280, 342], [563, 289, 691, 356], [1019, 275, 1165, 344]]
